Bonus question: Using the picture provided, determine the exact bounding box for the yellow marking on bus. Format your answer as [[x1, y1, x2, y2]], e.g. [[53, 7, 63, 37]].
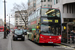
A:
[[43, 20, 52, 22], [49, 20, 52, 22], [55, 20, 58, 23]]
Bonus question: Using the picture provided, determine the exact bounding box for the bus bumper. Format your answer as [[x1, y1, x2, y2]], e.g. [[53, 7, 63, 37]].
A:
[[39, 39, 61, 44]]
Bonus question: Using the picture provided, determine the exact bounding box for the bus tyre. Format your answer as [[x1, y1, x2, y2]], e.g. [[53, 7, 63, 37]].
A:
[[22, 38, 25, 41]]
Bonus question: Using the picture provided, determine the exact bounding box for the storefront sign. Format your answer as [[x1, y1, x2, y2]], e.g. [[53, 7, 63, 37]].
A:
[[31, 21, 37, 25]]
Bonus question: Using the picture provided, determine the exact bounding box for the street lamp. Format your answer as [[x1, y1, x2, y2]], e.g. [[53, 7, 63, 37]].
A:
[[40, 0, 43, 16], [4, 0, 6, 39], [7, 15, 12, 31], [41, 0, 43, 7]]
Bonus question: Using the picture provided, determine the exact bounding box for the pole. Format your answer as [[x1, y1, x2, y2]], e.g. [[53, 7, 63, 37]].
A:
[[41, 0, 43, 15], [9, 16, 10, 31], [4, 0, 6, 39]]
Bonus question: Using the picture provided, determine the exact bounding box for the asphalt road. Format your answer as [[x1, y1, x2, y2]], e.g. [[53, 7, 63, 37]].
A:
[[11, 36, 74, 50], [0, 32, 74, 50]]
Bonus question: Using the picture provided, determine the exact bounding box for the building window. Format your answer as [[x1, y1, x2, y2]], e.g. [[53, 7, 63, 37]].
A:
[[69, 5, 71, 13], [72, 4, 73, 13], [54, 0, 56, 5], [33, 3, 36, 7], [67, 5, 68, 13], [48, 5, 52, 7], [56, 0, 58, 4], [44, 5, 46, 7], [63, 6, 64, 13], [16, 21, 18, 22], [16, 18, 17, 20], [48, 0, 52, 2], [44, 0, 46, 2], [48, 5, 50, 7], [51, 5, 52, 7], [16, 23, 18, 25]]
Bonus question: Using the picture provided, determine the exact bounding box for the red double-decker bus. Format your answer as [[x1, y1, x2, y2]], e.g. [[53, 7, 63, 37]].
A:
[[28, 7, 61, 44], [0, 26, 4, 32]]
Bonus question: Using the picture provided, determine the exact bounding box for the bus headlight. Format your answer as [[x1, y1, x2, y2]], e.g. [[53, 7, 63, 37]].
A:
[[59, 36, 61, 39], [22, 35, 25, 37], [41, 36, 44, 38]]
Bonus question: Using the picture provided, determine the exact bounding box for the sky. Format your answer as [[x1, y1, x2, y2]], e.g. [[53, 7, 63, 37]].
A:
[[0, 0, 28, 25]]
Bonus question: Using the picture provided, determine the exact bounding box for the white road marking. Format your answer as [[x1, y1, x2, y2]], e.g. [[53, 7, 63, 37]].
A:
[[55, 44, 75, 50]]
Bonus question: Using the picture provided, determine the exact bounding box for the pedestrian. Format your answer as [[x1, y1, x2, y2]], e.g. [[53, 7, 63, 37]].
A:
[[23, 28, 27, 35], [70, 27, 75, 43], [6, 28, 9, 36]]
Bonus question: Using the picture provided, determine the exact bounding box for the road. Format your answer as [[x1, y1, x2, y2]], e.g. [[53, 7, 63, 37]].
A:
[[0, 32, 74, 50], [11, 36, 74, 50]]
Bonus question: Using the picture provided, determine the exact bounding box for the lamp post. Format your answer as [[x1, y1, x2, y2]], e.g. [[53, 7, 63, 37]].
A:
[[4, 0, 6, 39], [41, 0, 43, 16], [7, 15, 12, 31], [41, 0, 43, 7]]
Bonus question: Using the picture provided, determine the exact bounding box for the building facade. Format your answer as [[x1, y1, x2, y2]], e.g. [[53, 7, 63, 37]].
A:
[[28, 0, 36, 16], [36, 0, 52, 9], [0, 19, 3, 26], [15, 10, 28, 28], [28, 0, 52, 16], [52, 0, 75, 23], [6, 23, 15, 29]]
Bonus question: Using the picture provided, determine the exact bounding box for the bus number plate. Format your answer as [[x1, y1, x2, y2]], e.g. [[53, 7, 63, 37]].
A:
[[48, 42, 53, 43]]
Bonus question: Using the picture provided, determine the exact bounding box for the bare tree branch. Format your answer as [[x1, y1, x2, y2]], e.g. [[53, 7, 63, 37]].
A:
[[11, 3, 28, 28]]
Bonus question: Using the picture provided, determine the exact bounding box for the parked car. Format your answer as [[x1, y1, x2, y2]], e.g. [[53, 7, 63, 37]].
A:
[[13, 29, 25, 41]]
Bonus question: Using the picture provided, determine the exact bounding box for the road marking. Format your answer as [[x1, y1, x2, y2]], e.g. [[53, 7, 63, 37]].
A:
[[56, 43, 75, 50]]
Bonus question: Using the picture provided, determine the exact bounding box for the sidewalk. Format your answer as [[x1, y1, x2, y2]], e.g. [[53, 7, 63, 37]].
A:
[[0, 37, 8, 50], [0, 33, 11, 50], [61, 43, 75, 48]]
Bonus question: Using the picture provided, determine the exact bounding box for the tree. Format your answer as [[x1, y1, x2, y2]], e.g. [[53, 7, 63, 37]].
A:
[[12, 3, 28, 28]]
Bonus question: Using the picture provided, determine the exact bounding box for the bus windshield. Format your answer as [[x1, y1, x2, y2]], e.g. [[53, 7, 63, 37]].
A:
[[41, 8, 60, 17], [41, 25, 61, 36]]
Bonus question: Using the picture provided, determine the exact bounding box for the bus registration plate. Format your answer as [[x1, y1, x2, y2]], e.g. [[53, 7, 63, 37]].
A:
[[48, 42, 53, 43]]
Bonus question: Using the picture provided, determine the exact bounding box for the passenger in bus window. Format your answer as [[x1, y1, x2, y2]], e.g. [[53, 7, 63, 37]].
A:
[[48, 26, 51, 33]]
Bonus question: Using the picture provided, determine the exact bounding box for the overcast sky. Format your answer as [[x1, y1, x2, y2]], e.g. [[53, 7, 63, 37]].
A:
[[0, 0, 28, 25]]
